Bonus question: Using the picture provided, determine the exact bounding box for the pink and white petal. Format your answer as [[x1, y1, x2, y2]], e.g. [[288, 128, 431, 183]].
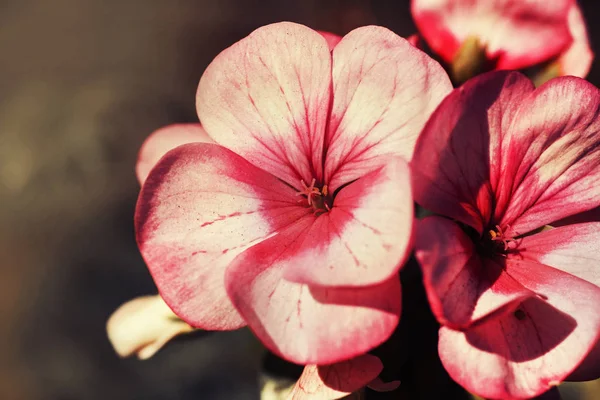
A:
[[412, 0, 573, 70], [197, 22, 331, 186], [411, 71, 534, 232], [558, 3, 593, 78], [284, 157, 413, 287], [136, 123, 212, 185], [415, 217, 534, 329], [318, 30, 342, 51], [136, 143, 311, 330], [498, 77, 600, 236], [516, 223, 600, 288], [439, 260, 600, 399], [287, 354, 383, 400], [225, 221, 401, 364], [324, 25, 452, 192]]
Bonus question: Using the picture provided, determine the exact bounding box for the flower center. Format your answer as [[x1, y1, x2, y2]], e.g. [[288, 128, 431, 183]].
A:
[[296, 178, 332, 215], [479, 224, 516, 257]]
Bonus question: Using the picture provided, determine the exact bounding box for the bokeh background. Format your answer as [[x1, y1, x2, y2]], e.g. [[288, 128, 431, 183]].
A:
[[2, 0, 600, 399]]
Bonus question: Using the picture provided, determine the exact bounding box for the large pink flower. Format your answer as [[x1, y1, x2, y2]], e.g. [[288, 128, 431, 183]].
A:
[[412, 71, 600, 398], [411, 0, 592, 75], [135, 22, 452, 364]]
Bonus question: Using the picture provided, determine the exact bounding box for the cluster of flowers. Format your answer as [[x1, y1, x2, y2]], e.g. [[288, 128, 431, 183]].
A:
[[107, 0, 600, 399]]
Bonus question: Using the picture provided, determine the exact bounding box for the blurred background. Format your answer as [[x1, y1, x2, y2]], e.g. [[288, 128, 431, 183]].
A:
[[2, 0, 600, 399]]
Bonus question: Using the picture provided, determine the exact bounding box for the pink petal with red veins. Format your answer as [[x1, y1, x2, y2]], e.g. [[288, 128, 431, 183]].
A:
[[498, 77, 600, 236], [136, 123, 212, 185], [225, 220, 401, 364], [284, 157, 413, 287], [136, 143, 311, 330], [439, 259, 600, 399], [317, 30, 342, 51], [415, 217, 535, 329], [411, 71, 533, 233], [516, 223, 600, 381], [324, 25, 451, 192], [412, 0, 573, 70], [287, 354, 383, 400], [196, 22, 331, 186], [558, 3, 593, 78], [516, 223, 600, 288]]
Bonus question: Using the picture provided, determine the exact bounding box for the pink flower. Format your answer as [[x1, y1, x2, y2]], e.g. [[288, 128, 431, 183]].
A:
[[411, 0, 592, 75], [287, 354, 400, 399], [135, 22, 452, 364], [412, 71, 600, 398], [556, 3, 593, 78]]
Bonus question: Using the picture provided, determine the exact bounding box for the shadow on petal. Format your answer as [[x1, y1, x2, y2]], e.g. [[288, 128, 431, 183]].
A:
[[465, 297, 576, 362], [308, 276, 401, 312]]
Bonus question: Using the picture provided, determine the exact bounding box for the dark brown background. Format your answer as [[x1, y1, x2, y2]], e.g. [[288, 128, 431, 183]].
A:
[[2, 1, 600, 399]]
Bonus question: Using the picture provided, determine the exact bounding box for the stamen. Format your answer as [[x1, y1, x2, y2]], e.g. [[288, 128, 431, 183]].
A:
[[489, 224, 516, 251], [296, 179, 321, 206], [295, 178, 331, 213]]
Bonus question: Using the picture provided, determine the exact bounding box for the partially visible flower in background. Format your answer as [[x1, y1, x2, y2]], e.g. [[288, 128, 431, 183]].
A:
[[135, 22, 452, 365], [412, 71, 600, 398], [555, 4, 593, 79], [107, 295, 194, 359], [411, 0, 593, 82], [286, 354, 399, 400]]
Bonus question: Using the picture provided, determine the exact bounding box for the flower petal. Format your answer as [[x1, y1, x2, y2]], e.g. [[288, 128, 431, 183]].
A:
[[287, 354, 383, 400], [438, 260, 600, 399], [558, 3, 593, 78], [415, 217, 535, 329], [412, 0, 573, 70], [136, 123, 212, 185], [411, 71, 534, 232], [324, 25, 451, 191], [284, 157, 413, 287], [568, 338, 600, 382], [106, 295, 194, 359], [516, 223, 600, 288], [196, 22, 331, 186], [136, 143, 311, 330], [498, 77, 600, 235], [516, 223, 600, 381], [225, 220, 401, 364], [367, 377, 401, 392]]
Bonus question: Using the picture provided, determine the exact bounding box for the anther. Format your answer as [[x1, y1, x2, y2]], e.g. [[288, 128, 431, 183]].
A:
[[296, 179, 321, 206]]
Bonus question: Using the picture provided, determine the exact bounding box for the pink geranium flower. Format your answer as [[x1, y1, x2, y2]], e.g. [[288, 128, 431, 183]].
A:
[[411, 0, 593, 76], [287, 354, 400, 399], [135, 22, 452, 364], [412, 71, 600, 398]]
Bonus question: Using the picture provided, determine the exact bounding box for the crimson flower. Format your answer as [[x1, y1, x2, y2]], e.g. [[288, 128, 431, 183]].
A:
[[135, 22, 452, 364], [412, 71, 600, 398], [411, 0, 593, 76]]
